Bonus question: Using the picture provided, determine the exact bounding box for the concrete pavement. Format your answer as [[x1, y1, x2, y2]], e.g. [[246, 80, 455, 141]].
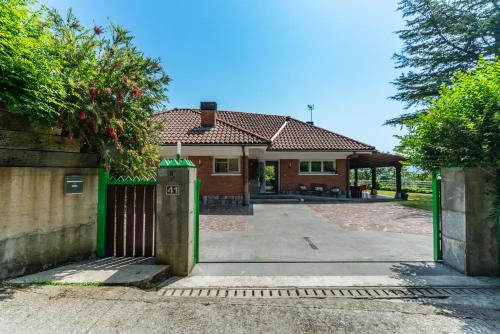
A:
[[200, 203, 433, 262], [1, 284, 500, 333]]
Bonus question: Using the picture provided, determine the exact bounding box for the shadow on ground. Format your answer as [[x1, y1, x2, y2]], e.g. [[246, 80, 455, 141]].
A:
[[389, 262, 500, 333], [0, 285, 14, 302], [200, 204, 254, 216]]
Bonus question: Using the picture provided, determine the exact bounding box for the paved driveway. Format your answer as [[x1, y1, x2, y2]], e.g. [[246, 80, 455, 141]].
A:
[[200, 203, 433, 262]]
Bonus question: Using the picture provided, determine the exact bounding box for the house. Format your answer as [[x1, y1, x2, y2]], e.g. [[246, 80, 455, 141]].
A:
[[154, 102, 400, 205]]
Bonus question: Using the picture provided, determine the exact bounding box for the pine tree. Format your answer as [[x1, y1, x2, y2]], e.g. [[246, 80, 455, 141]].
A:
[[388, 0, 500, 125]]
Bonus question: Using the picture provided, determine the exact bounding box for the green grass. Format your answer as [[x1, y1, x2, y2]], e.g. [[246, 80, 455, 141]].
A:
[[377, 190, 433, 211], [29, 280, 103, 286]]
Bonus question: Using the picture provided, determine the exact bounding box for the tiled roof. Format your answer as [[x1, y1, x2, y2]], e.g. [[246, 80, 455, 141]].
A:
[[153, 109, 268, 145], [217, 111, 287, 141], [154, 109, 375, 151], [268, 118, 374, 151]]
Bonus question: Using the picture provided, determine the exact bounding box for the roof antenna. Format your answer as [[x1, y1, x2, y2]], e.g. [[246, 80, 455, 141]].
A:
[[307, 104, 314, 123]]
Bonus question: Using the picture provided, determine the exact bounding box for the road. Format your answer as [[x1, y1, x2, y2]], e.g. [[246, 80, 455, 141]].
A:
[[1, 285, 500, 333]]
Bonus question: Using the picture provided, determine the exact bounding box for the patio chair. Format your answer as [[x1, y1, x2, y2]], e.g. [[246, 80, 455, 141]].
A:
[[330, 186, 341, 198], [298, 184, 308, 194], [311, 183, 327, 196]]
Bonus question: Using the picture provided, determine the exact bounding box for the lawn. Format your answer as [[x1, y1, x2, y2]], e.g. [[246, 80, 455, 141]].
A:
[[377, 190, 432, 211]]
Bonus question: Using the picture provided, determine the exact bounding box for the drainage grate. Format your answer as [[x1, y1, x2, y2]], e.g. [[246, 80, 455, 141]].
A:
[[158, 287, 500, 299]]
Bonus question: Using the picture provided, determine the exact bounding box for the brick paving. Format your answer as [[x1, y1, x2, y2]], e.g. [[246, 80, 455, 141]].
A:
[[200, 206, 249, 232], [308, 202, 432, 235]]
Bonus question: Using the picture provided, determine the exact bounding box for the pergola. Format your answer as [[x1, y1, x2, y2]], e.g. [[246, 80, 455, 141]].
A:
[[347, 152, 405, 199]]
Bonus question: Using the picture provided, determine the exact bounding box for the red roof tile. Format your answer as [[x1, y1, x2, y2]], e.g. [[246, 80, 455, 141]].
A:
[[154, 109, 375, 151], [153, 109, 268, 145], [268, 118, 374, 151]]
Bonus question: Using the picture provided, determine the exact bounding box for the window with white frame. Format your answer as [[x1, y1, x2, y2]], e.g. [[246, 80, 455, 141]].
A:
[[299, 160, 336, 174], [214, 158, 240, 174]]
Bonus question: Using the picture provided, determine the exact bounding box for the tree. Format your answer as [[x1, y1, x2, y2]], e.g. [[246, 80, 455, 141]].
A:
[[0, 0, 169, 176], [388, 0, 500, 125], [395, 59, 499, 196]]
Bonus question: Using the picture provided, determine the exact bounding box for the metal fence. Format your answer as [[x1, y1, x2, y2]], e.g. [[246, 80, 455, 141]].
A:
[[358, 179, 432, 192]]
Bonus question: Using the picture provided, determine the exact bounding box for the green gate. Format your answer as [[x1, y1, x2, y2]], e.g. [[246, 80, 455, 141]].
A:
[[432, 170, 442, 261], [97, 165, 201, 261]]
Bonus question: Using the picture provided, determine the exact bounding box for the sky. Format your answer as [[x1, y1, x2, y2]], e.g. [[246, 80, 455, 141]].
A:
[[41, 0, 407, 153]]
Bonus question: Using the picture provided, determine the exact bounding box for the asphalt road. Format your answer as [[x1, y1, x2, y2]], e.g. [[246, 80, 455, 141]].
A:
[[1, 285, 500, 333]]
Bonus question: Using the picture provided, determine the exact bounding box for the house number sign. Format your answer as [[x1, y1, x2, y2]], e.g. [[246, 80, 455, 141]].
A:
[[166, 185, 179, 195]]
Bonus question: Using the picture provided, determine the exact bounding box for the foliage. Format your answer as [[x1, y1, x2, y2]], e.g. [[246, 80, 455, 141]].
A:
[[0, 0, 169, 176], [0, 0, 65, 125], [388, 0, 499, 124], [396, 59, 499, 172]]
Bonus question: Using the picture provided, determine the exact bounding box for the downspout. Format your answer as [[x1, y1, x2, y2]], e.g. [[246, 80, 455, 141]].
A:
[[242, 145, 247, 205]]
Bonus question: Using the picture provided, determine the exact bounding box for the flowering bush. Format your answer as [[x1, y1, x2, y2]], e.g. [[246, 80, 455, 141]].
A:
[[0, 0, 169, 177]]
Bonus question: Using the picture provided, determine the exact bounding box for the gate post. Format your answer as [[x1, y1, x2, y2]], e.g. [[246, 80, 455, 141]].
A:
[[156, 159, 196, 276], [96, 165, 109, 258]]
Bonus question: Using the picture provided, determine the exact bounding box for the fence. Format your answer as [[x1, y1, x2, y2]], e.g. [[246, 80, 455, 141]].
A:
[[358, 179, 432, 193]]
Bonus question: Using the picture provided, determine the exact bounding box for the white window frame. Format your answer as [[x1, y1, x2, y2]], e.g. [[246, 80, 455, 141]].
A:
[[212, 157, 241, 176], [298, 160, 337, 175]]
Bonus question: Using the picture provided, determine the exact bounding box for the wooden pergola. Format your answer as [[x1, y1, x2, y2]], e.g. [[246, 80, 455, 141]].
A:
[[347, 152, 405, 199]]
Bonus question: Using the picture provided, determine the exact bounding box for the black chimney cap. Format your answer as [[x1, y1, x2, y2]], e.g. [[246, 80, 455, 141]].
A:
[[200, 102, 217, 110]]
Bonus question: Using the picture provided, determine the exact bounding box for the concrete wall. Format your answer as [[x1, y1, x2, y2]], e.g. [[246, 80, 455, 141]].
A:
[[441, 167, 498, 276], [0, 167, 98, 279]]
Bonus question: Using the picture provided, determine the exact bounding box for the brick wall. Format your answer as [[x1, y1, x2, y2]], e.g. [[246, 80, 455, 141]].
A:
[[188, 156, 245, 196], [279, 159, 347, 193], [187, 156, 347, 197]]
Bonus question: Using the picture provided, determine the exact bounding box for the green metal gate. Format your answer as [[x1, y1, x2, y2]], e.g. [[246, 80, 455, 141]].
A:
[[97, 165, 202, 262], [432, 170, 442, 261]]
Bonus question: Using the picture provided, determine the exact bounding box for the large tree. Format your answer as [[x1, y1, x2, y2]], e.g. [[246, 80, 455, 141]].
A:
[[396, 58, 499, 184], [388, 0, 500, 124]]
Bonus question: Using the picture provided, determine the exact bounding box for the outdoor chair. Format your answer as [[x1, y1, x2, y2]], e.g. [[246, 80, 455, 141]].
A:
[[298, 184, 308, 194], [330, 186, 341, 198], [311, 183, 327, 196]]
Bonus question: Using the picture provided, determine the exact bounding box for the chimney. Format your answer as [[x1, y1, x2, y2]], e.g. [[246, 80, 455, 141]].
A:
[[200, 102, 217, 127]]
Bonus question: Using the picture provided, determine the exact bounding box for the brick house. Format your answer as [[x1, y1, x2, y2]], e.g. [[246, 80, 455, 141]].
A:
[[154, 102, 380, 205]]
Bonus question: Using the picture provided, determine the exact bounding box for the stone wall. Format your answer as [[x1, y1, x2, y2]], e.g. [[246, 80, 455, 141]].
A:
[[0, 167, 98, 279], [441, 167, 499, 276]]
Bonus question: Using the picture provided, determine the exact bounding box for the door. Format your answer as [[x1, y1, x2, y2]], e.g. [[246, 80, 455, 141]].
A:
[[263, 161, 279, 193]]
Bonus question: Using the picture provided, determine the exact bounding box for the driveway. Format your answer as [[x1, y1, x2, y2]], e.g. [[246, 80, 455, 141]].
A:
[[200, 202, 433, 262]]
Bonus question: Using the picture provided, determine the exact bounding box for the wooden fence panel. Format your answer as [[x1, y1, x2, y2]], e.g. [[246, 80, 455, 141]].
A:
[[106, 184, 155, 257]]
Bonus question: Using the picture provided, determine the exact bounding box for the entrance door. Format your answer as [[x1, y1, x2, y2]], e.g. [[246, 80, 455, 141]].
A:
[[263, 161, 279, 193]]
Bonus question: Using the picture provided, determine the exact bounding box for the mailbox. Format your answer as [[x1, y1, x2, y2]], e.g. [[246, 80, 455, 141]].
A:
[[65, 175, 84, 194]]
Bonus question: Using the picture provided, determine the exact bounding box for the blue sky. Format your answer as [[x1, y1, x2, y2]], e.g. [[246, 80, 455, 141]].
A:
[[42, 0, 406, 152]]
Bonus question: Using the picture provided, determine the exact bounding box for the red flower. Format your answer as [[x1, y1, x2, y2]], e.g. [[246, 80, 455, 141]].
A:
[[131, 85, 141, 99], [58, 118, 65, 126], [117, 93, 123, 103], [104, 87, 112, 94], [93, 25, 103, 35], [89, 88, 98, 100], [79, 112, 87, 120], [67, 134, 74, 143]]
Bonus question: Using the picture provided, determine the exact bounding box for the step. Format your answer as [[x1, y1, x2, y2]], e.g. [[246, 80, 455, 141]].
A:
[[6, 257, 171, 289], [250, 198, 301, 204]]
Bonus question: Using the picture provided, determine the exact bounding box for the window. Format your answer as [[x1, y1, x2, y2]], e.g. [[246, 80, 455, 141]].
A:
[[311, 161, 322, 172], [298, 160, 336, 174], [214, 158, 240, 174], [299, 161, 309, 173]]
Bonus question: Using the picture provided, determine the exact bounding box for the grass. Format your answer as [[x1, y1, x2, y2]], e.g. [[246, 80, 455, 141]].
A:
[[29, 280, 103, 286], [377, 190, 433, 211]]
